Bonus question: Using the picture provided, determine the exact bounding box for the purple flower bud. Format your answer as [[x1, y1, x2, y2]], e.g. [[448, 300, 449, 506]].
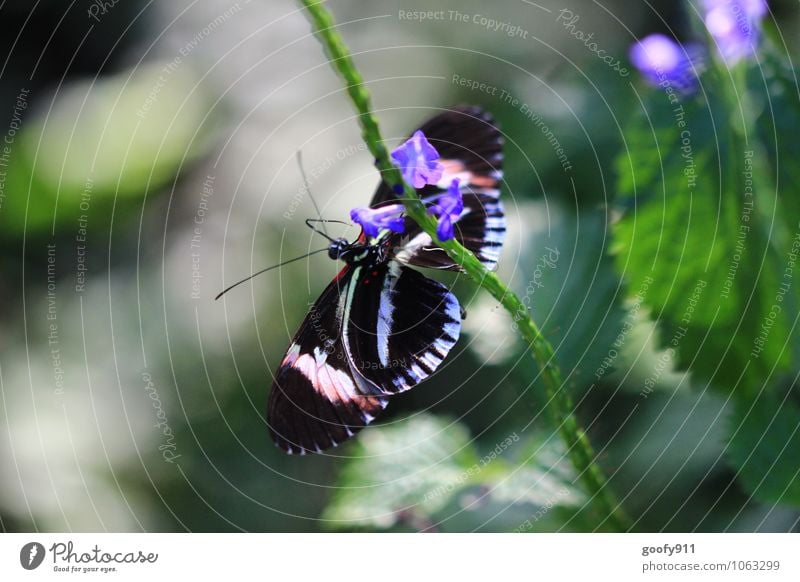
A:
[[428, 179, 464, 241], [630, 34, 703, 94], [350, 204, 406, 238], [390, 130, 444, 189], [702, 0, 768, 64]]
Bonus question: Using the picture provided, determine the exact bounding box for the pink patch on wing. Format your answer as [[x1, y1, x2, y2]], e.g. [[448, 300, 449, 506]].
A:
[[439, 159, 498, 189], [290, 351, 355, 406]]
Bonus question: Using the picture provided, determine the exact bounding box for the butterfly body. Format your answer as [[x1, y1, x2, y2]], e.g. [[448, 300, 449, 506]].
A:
[[327, 234, 388, 267], [268, 106, 505, 454]]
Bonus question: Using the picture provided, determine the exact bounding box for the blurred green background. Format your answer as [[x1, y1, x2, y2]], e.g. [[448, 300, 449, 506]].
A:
[[1, 0, 799, 532]]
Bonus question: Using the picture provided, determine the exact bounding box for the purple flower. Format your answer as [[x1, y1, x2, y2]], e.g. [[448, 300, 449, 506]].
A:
[[390, 130, 444, 189], [630, 34, 703, 94], [350, 204, 405, 238], [428, 179, 464, 241], [702, 0, 767, 64]]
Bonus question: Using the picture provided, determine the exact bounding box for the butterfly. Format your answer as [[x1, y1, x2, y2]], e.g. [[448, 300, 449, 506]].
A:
[[268, 106, 505, 454]]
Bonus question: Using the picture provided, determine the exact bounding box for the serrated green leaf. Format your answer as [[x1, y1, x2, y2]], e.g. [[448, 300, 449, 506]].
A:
[[728, 395, 800, 506], [613, 61, 798, 392], [321, 414, 583, 531], [321, 415, 477, 529]]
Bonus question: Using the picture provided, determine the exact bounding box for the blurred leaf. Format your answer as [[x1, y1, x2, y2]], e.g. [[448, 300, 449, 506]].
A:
[[754, 50, 800, 227], [604, 389, 731, 521], [728, 395, 800, 506], [612, 61, 798, 393], [321, 414, 583, 531], [1, 61, 217, 235], [321, 414, 478, 529], [750, 50, 800, 368], [513, 202, 626, 387]]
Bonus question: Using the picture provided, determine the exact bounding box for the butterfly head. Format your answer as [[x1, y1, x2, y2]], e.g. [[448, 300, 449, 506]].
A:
[[328, 236, 388, 266], [327, 237, 352, 260]]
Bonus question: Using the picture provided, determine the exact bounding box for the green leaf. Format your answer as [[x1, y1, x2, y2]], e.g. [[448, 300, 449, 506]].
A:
[[0, 62, 216, 236], [754, 50, 800, 228], [321, 414, 583, 531], [612, 62, 798, 393], [727, 395, 800, 506], [749, 50, 800, 367]]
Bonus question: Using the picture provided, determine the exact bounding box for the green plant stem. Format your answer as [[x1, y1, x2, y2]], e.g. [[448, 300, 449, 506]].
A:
[[299, 0, 631, 532]]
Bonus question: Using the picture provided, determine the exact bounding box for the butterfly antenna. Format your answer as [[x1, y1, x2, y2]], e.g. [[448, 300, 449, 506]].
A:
[[304, 218, 354, 243], [296, 150, 328, 236], [304, 218, 336, 242], [215, 247, 328, 300]]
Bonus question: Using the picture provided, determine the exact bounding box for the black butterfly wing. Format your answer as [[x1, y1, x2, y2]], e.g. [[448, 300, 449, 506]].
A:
[[343, 261, 462, 395], [392, 189, 506, 271], [370, 106, 506, 271], [267, 266, 388, 454]]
